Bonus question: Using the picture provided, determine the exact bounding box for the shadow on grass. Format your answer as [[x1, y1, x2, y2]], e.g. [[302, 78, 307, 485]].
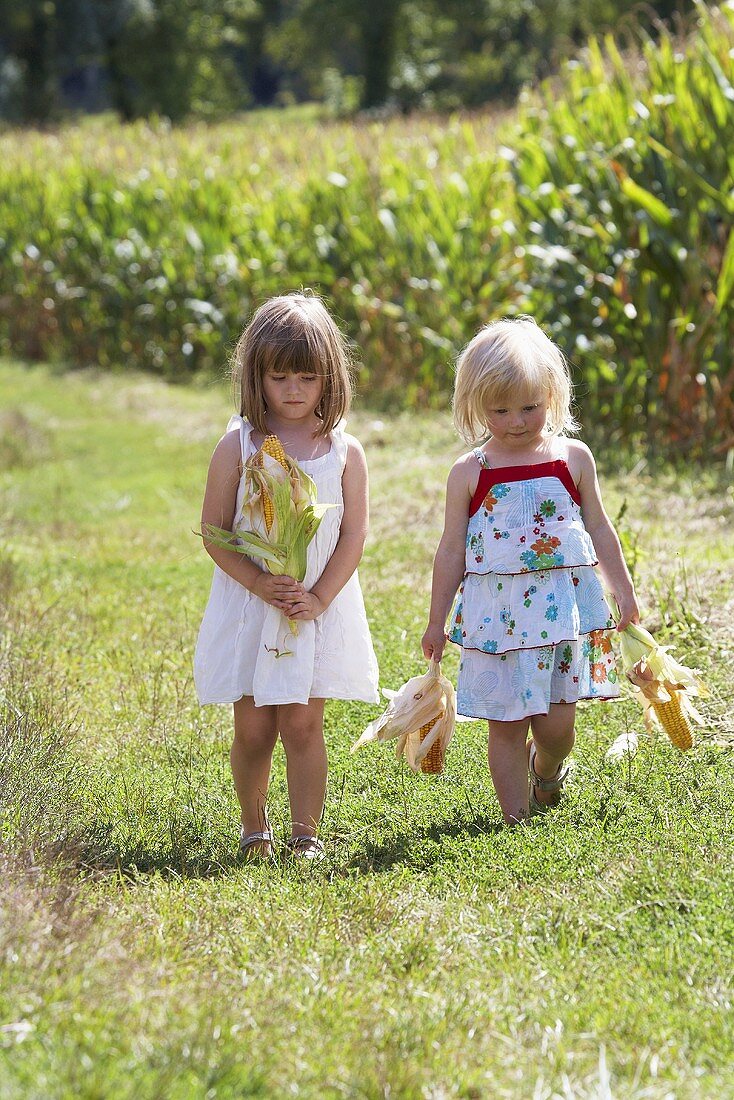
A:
[[64, 810, 507, 882], [347, 813, 504, 875], [67, 821, 241, 882]]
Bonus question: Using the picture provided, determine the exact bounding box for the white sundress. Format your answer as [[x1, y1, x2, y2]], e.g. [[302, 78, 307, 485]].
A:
[[448, 450, 620, 722], [194, 416, 380, 708]]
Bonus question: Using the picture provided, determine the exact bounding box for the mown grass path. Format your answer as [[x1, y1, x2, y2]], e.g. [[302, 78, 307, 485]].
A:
[[1, 361, 732, 1099]]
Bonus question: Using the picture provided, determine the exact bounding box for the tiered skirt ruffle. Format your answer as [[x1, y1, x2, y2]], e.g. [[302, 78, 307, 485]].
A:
[[449, 565, 619, 720]]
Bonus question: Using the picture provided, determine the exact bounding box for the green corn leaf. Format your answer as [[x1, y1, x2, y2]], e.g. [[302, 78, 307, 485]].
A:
[[285, 524, 308, 581], [202, 524, 286, 569], [298, 467, 319, 502], [232, 534, 287, 569], [699, 37, 734, 106], [302, 503, 336, 543], [647, 136, 734, 215], [716, 227, 734, 313], [282, 505, 330, 579], [619, 176, 675, 228], [202, 523, 240, 546], [273, 476, 295, 541]]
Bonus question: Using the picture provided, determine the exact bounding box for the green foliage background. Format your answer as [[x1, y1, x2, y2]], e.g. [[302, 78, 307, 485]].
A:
[[2, 4, 732, 451], [0, 0, 694, 121]]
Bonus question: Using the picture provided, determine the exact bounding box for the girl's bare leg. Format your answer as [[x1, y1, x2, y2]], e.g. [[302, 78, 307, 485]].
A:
[[278, 699, 327, 838], [232, 697, 279, 834], [529, 703, 576, 807], [488, 717, 532, 825]]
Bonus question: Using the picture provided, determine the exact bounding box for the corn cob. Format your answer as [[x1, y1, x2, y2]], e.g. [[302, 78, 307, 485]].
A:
[[419, 712, 445, 774], [203, 436, 333, 644], [352, 659, 456, 773], [254, 435, 289, 532], [617, 619, 705, 753], [651, 689, 694, 751]]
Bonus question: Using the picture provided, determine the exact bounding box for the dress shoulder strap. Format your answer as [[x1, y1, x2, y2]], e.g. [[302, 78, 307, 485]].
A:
[[472, 447, 491, 469], [329, 418, 349, 473], [225, 414, 254, 465]]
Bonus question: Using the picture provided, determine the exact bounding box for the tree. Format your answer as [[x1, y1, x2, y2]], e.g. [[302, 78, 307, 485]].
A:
[[96, 0, 250, 120], [0, 0, 699, 122], [267, 0, 405, 110], [0, 0, 59, 121]]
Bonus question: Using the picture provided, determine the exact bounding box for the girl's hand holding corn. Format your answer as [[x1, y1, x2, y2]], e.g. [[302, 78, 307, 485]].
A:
[[285, 590, 327, 622], [251, 572, 304, 611], [203, 434, 333, 634], [421, 622, 448, 662], [611, 589, 640, 632]]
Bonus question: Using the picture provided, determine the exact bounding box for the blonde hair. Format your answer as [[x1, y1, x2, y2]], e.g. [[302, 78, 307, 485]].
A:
[[233, 292, 354, 436], [452, 316, 579, 444]]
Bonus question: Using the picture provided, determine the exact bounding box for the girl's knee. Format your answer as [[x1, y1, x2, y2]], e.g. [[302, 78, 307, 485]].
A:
[[488, 718, 530, 742], [531, 704, 575, 742], [233, 724, 277, 754], [278, 701, 325, 754], [531, 721, 575, 756], [279, 720, 325, 754]]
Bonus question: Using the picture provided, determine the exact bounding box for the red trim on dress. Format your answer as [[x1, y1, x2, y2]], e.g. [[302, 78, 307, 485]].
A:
[[469, 460, 582, 517]]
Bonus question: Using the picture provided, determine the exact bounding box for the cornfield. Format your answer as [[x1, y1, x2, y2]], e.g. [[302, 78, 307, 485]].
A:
[[1, 2, 732, 453], [506, 1, 734, 453]]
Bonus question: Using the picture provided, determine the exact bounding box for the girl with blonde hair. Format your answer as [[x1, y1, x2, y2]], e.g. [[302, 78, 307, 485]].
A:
[[422, 316, 638, 824]]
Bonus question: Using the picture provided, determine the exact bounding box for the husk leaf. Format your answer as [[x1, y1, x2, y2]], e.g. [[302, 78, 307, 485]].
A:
[[352, 659, 457, 773], [200, 437, 335, 635]]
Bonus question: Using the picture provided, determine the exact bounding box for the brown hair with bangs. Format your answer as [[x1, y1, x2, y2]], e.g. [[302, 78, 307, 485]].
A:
[[233, 292, 354, 436]]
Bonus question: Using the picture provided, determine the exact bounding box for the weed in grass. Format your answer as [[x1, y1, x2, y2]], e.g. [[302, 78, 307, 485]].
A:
[[0, 685, 82, 860], [0, 408, 51, 469]]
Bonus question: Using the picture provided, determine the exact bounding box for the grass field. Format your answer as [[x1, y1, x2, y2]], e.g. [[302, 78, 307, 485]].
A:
[[1, 360, 733, 1099]]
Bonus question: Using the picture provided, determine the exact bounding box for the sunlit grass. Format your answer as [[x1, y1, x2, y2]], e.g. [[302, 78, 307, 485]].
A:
[[0, 360, 732, 1098]]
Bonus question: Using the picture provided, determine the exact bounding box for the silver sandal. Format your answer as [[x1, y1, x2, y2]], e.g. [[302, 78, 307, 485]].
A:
[[528, 742, 571, 813], [286, 834, 325, 861], [239, 823, 275, 860]]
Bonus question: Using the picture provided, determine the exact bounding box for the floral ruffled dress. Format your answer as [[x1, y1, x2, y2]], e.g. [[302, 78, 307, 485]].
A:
[[448, 450, 619, 721]]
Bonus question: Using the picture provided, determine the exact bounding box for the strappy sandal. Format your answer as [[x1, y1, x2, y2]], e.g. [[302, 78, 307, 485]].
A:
[[239, 824, 275, 861], [528, 742, 571, 813], [286, 834, 325, 861]]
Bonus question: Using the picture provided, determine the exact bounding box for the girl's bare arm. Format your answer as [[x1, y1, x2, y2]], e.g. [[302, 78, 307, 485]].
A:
[[568, 439, 639, 630], [421, 456, 474, 661]]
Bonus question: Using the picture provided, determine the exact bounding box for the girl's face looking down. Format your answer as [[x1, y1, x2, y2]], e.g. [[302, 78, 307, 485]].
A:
[[484, 392, 549, 450], [262, 369, 324, 425]]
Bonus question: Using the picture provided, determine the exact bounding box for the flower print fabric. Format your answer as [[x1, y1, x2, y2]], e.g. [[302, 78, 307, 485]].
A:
[[448, 455, 619, 720]]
